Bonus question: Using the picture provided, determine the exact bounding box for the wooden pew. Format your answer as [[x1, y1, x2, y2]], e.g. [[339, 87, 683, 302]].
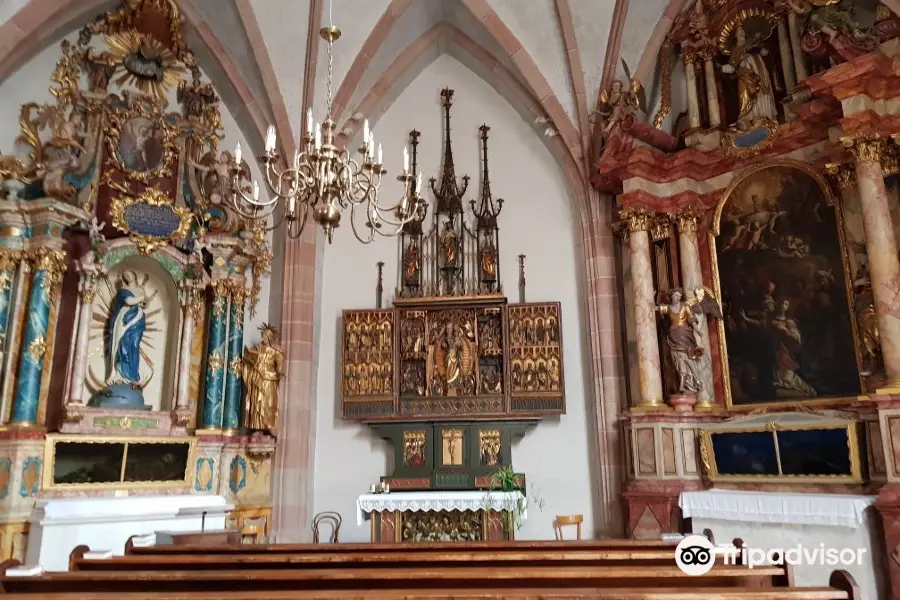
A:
[[0, 564, 791, 594], [125, 538, 678, 555], [0, 586, 859, 600]]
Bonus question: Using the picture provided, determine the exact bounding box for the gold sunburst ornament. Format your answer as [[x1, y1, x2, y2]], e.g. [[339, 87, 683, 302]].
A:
[[105, 31, 184, 100]]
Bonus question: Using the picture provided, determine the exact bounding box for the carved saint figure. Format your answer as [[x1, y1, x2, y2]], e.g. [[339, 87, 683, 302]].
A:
[[441, 220, 460, 268], [84, 48, 117, 92], [480, 238, 497, 282], [433, 321, 475, 394], [243, 324, 285, 435], [106, 270, 155, 386], [722, 25, 777, 123], [404, 239, 421, 286], [191, 150, 234, 206], [656, 286, 722, 395]]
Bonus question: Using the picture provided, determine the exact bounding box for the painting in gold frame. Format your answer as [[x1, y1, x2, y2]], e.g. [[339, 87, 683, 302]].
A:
[[698, 420, 863, 484], [709, 160, 863, 409]]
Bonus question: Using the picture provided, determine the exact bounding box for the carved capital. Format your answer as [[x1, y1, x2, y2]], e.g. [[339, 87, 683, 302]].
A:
[[825, 162, 857, 190], [681, 51, 698, 66], [0, 249, 23, 272], [620, 208, 653, 233], [695, 48, 714, 62], [841, 134, 886, 165], [675, 209, 703, 235], [650, 214, 673, 242], [28, 247, 67, 288]]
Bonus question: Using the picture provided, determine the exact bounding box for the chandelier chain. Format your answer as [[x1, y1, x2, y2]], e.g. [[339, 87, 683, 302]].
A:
[[326, 39, 334, 117]]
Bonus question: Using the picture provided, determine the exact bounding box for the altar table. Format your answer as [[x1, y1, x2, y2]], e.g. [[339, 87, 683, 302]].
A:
[[680, 489, 882, 599], [357, 491, 525, 542]]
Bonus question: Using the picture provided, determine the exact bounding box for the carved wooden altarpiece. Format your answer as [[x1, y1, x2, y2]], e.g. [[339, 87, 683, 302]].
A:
[[340, 90, 566, 491]]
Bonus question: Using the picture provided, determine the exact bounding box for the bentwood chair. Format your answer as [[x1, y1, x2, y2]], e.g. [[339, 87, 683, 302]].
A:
[[554, 514, 583, 540], [313, 511, 342, 543]]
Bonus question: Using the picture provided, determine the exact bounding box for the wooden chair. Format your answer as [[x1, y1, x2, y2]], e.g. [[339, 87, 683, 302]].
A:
[[312, 511, 342, 543], [554, 514, 583, 540]]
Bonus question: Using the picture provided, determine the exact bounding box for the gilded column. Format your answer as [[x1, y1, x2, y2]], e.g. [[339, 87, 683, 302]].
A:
[[700, 51, 721, 128], [676, 209, 715, 408], [67, 261, 102, 405], [623, 208, 664, 408], [175, 282, 201, 412], [683, 54, 702, 130], [777, 18, 797, 90], [0, 250, 20, 358], [787, 12, 808, 82], [199, 280, 230, 430], [11, 248, 66, 425], [222, 284, 246, 434], [843, 135, 900, 390]]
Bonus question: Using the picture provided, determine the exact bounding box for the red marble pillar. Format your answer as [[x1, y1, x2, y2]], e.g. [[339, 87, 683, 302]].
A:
[[876, 483, 900, 599], [622, 480, 704, 539], [622, 208, 664, 408], [844, 134, 900, 390]]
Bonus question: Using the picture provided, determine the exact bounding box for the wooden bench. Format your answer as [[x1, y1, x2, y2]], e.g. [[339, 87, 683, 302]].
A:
[[125, 538, 679, 554], [0, 564, 791, 593]]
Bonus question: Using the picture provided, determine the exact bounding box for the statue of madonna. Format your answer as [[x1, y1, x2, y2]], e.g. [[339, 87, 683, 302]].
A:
[[106, 270, 155, 386]]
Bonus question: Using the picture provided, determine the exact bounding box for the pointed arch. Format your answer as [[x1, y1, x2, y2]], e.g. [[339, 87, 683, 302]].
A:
[[335, 23, 587, 223]]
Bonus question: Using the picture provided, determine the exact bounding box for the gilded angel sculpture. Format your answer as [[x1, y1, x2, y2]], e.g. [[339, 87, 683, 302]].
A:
[[657, 286, 723, 395]]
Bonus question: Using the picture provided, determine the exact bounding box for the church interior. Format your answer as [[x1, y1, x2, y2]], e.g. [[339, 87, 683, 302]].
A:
[[0, 0, 899, 597]]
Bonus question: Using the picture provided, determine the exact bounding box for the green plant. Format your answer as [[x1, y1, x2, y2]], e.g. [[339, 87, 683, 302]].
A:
[[482, 466, 545, 534]]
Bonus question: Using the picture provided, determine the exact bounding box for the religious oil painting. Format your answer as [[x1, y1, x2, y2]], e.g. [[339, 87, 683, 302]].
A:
[[117, 116, 164, 172], [713, 163, 860, 407], [708, 430, 779, 477], [441, 429, 464, 466]]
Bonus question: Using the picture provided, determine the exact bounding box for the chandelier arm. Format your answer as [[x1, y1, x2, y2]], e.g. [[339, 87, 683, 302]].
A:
[[286, 203, 311, 240], [349, 203, 378, 244], [228, 190, 279, 220]]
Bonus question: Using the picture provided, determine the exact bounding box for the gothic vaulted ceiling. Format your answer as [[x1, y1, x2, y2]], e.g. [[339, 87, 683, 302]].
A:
[[0, 0, 675, 181]]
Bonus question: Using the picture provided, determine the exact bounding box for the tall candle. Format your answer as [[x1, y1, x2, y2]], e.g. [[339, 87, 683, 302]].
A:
[[402, 146, 409, 172], [363, 119, 370, 147], [377, 143, 383, 165], [234, 142, 242, 166], [265, 125, 276, 152], [306, 109, 313, 135], [252, 179, 259, 201]]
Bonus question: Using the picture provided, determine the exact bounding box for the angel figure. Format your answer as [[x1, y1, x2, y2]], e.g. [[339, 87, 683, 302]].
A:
[[657, 286, 723, 395], [84, 216, 108, 262], [84, 47, 118, 92], [178, 77, 217, 119], [593, 59, 646, 139], [190, 150, 235, 206]]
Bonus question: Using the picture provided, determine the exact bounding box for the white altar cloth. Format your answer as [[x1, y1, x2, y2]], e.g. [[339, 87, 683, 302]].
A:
[[26, 494, 231, 571], [356, 491, 526, 526], [680, 490, 882, 599]]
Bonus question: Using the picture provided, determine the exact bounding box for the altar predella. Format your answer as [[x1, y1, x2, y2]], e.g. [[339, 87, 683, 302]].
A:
[[0, 0, 282, 560]]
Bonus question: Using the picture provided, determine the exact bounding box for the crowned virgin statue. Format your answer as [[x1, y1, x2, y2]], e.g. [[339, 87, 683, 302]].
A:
[[722, 25, 778, 124]]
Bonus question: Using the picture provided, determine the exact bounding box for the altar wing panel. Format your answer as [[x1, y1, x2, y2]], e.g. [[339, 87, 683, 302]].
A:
[[340, 301, 565, 421]]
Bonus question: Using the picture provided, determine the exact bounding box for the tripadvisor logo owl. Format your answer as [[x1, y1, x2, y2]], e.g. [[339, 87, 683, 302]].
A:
[[675, 535, 715, 575]]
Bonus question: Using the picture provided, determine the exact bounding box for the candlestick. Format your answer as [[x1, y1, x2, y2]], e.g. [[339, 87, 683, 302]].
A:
[[363, 119, 369, 146], [265, 126, 276, 152], [377, 143, 383, 165], [402, 146, 409, 172], [252, 180, 259, 201], [315, 127, 322, 150], [416, 172, 422, 193], [288, 195, 296, 214], [234, 142, 242, 166], [306, 109, 313, 135]]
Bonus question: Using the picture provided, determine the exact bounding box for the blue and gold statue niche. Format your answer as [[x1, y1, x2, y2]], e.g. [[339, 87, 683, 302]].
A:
[[89, 269, 157, 410]]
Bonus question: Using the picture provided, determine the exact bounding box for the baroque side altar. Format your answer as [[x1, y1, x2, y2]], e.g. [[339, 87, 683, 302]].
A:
[[0, 0, 279, 562]]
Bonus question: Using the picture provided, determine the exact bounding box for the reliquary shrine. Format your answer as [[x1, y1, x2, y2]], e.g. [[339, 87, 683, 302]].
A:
[[586, 0, 900, 551], [0, 0, 280, 561], [340, 90, 566, 503]]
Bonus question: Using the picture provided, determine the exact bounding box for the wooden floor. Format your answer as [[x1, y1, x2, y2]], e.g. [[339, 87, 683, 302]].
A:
[[0, 537, 861, 599]]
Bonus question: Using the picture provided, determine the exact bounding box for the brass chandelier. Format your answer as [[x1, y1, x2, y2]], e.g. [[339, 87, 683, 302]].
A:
[[227, 0, 425, 243]]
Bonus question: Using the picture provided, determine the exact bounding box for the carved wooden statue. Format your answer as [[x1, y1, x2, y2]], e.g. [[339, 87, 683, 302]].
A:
[[243, 323, 284, 435], [657, 286, 722, 396]]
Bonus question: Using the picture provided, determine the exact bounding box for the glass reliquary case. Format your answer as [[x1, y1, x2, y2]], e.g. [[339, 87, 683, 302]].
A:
[[43, 434, 196, 490]]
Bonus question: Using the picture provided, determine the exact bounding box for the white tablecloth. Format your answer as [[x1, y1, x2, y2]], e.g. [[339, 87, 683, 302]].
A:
[[679, 489, 874, 527], [356, 491, 526, 526]]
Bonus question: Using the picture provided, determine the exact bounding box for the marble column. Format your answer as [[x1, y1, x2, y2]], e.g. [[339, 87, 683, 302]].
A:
[[11, 248, 66, 425], [199, 280, 230, 430], [0, 250, 20, 418], [701, 52, 721, 128], [777, 18, 797, 90], [787, 12, 808, 82], [67, 261, 101, 405], [0, 254, 29, 423], [683, 54, 701, 130], [676, 210, 715, 408], [175, 283, 200, 412], [623, 208, 664, 408], [222, 284, 246, 434], [843, 135, 900, 390]]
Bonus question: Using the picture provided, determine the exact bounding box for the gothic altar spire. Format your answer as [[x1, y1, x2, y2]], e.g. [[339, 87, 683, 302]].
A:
[[430, 88, 469, 216]]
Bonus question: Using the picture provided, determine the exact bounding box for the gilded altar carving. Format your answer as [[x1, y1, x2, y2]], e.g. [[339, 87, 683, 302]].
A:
[[242, 324, 284, 435], [479, 429, 501, 466], [403, 431, 426, 467], [441, 429, 464, 466], [508, 303, 564, 407], [402, 510, 482, 542], [342, 310, 394, 399], [427, 311, 477, 397]]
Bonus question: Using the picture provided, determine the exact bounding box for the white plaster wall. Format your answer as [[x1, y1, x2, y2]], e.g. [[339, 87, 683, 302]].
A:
[[0, 33, 273, 346], [0, 0, 28, 28], [314, 55, 594, 542]]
